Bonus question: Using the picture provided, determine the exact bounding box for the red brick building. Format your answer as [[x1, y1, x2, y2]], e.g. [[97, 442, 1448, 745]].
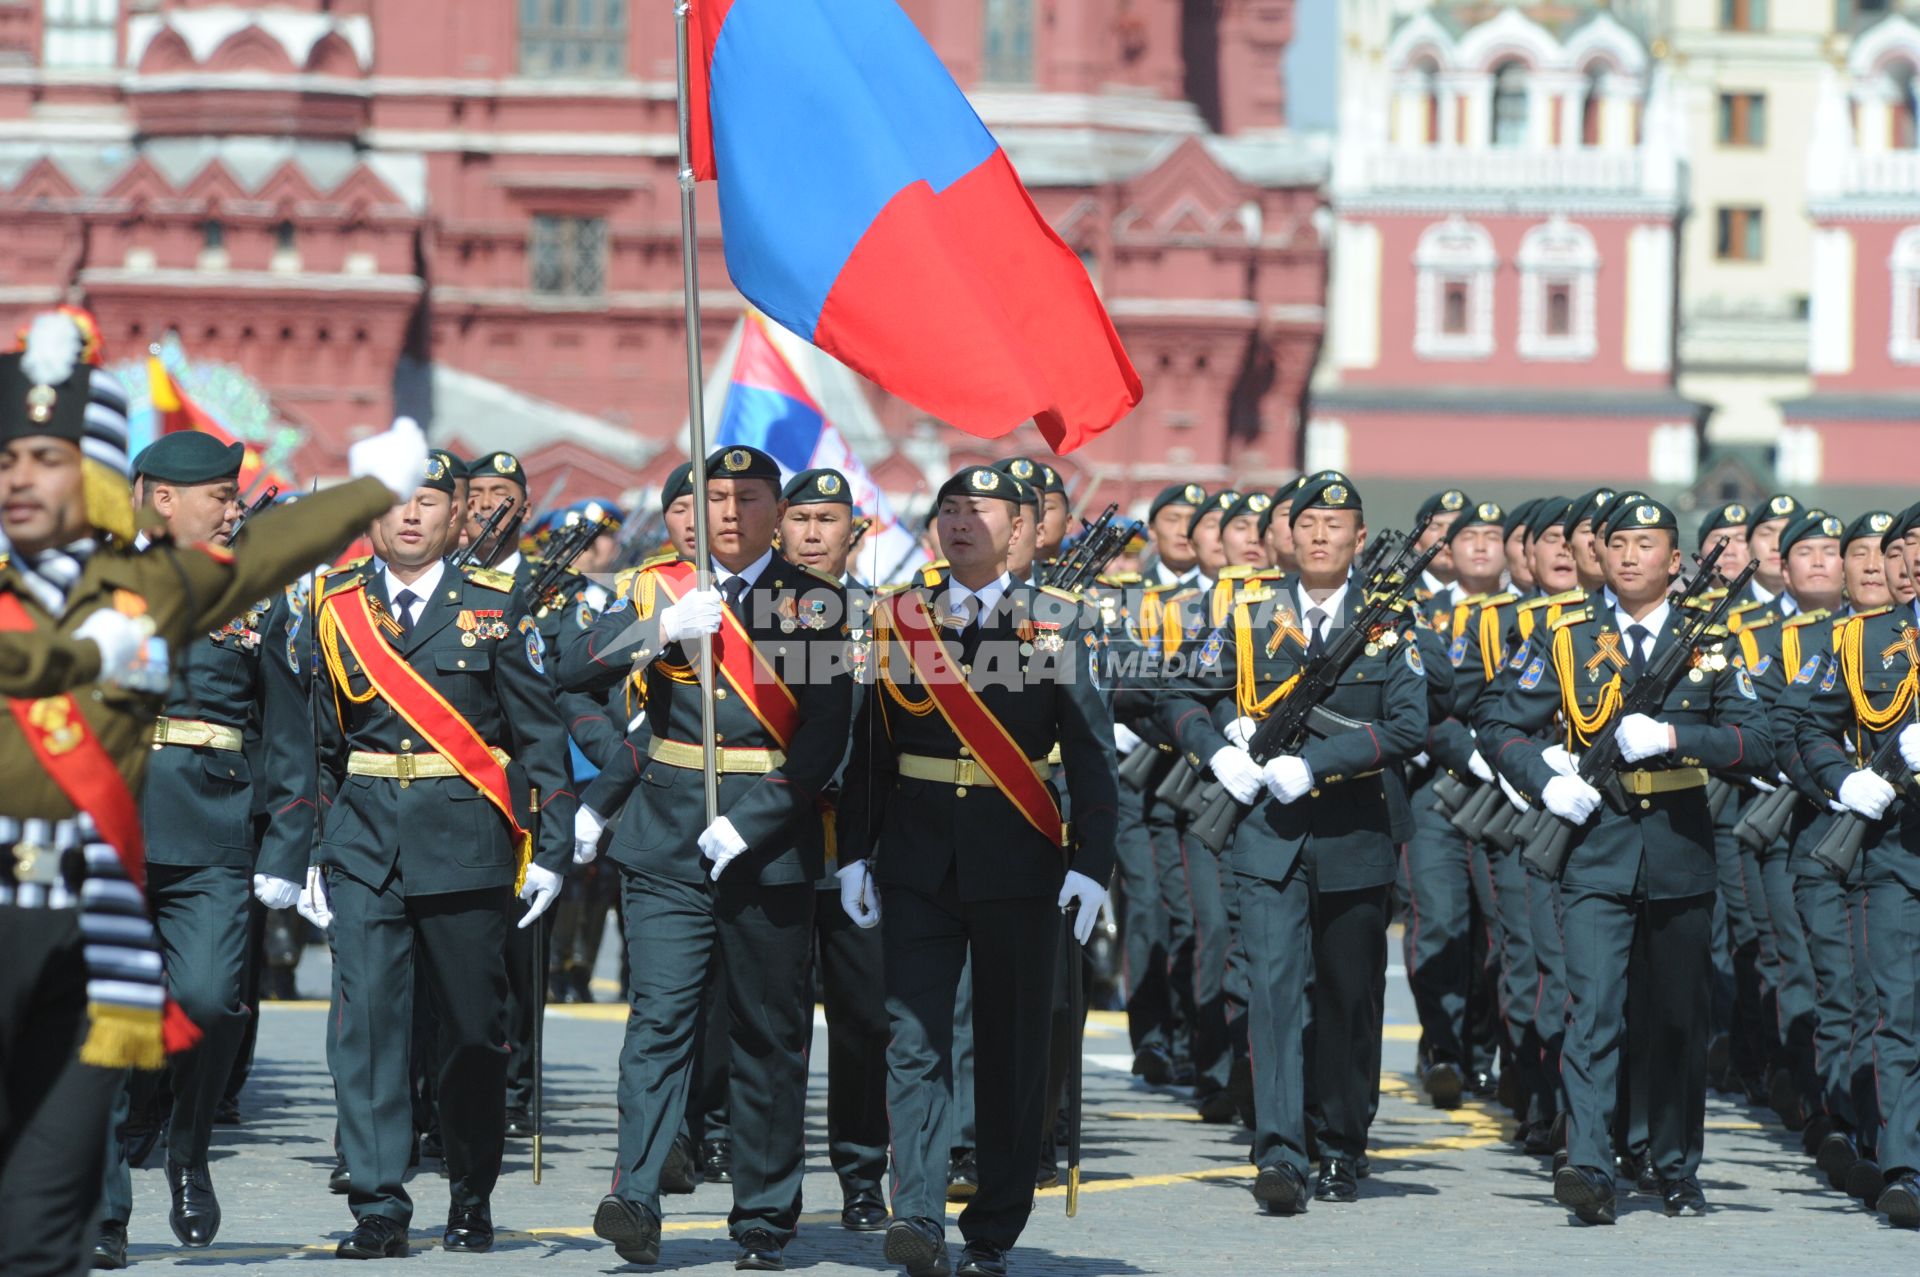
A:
[[0, 0, 1328, 513]]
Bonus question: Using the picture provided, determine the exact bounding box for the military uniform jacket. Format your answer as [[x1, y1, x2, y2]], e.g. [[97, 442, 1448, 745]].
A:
[[0, 478, 395, 823], [506, 555, 625, 770], [836, 576, 1118, 903], [1156, 573, 1429, 890], [1108, 578, 1200, 781], [1789, 602, 1920, 888], [313, 560, 576, 895], [1478, 599, 1774, 899], [557, 554, 853, 887], [1425, 589, 1521, 777]]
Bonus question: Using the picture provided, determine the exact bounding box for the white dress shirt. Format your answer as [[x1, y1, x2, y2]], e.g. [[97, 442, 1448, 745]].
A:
[[1296, 579, 1351, 646], [712, 548, 774, 600], [944, 571, 1012, 625], [382, 558, 446, 628]]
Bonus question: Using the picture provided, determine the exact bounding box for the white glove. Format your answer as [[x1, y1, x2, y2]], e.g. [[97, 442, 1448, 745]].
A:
[[1901, 724, 1920, 774], [1113, 722, 1143, 755], [1263, 755, 1314, 805], [1838, 769, 1897, 820], [517, 863, 564, 929], [1209, 746, 1263, 805], [697, 815, 748, 880], [1468, 751, 1494, 783], [1541, 745, 1578, 778], [1223, 716, 1257, 748], [296, 865, 333, 929], [74, 609, 150, 686], [1542, 774, 1603, 825], [1614, 713, 1673, 764], [1750, 775, 1778, 794], [660, 588, 725, 644], [1411, 751, 1430, 770], [347, 415, 429, 500], [836, 862, 880, 929], [1498, 773, 1530, 812], [1058, 869, 1110, 946], [251, 873, 300, 911], [573, 806, 605, 866]]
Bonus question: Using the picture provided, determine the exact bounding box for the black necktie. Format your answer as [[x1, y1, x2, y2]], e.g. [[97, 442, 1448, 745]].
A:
[[720, 575, 749, 610], [1627, 624, 1650, 680], [1306, 606, 1328, 661], [393, 589, 418, 638]]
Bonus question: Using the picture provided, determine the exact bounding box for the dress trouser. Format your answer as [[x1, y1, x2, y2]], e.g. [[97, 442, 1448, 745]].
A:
[[612, 869, 813, 1240], [814, 885, 889, 1197], [1490, 845, 1543, 1114], [1306, 881, 1391, 1162], [1142, 796, 1197, 1066], [1866, 874, 1920, 1177], [0, 906, 126, 1277], [1559, 885, 1712, 1182], [1114, 777, 1173, 1058], [882, 874, 1057, 1251], [100, 864, 252, 1225], [1401, 781, 1474, 1071], [1794, 870, 1867, 1134], [690, 946, 733, 1148], [328, 874, 509, 1227], [1180, 832, 1237, 1099], [1759, 845, 1820, 1103], [1527, 870, 1571, 1121]]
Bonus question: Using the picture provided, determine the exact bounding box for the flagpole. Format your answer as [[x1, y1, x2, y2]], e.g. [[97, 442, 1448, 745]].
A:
[[675, 0, 720, 826]]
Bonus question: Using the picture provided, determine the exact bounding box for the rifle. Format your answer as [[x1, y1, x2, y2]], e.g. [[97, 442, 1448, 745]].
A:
[[1810, 728, 1917, 880], [1186, 538, 1444, 856], [1705, 776, 1737, 823], [1117, 740, 1167, 790], [451, 501, 514, 572], [224, 484, 279, 544], [1519, 544, 1757, 880], [1734, 780, 1800, 853], [1447, 780, 1506, 843], [526, 515, 616, 617], [1042, 503, 1118, 591]]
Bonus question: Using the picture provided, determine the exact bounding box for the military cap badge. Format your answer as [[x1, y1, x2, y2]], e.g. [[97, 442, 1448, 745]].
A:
[[1769, 495, 1796, 516], [1182, 483, 1205, 504], [724, 448, 751, 473], [1008, 458, 1035, 480], [971, 469, 1000, 492], [1477, 501, 1502, 521], [1634, 505, 1661, 526], [1872, 512, 1894, 532], [1326, 484, 1350, 506], [494, 454, 518, 475], [1248, 494, 1272, 513], [425, 455, 449, 481], [1821, 516, 1844, 537], [1441, 490, 1465, 512], [1725, 503, 1748, 523], [817, 473, 843, 496]]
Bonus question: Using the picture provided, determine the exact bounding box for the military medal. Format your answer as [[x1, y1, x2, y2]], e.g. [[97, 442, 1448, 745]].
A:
[[1033, 621, 1065, 654], [799, 599, 828, 630], [457, 609, 479, 647], [776, 596, 798, 633]]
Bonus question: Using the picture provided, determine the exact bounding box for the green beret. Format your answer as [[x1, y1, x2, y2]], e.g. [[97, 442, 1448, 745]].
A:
[[1595, 491, 1651, 542], [936, 464, 1024, 506], [1748, 492, 1801, 534], [132, 432, 244, 485], [467, 450, 526, 489], [1222, 491, 1273, 528], [1288, 475, 1362, 527], [1190, 490, 1239, 538], [1148, 482, 1207, 522], [1563, 487, 1617, 538], [1504, 497, 1542, 538], [994, 456, 1063, 496], [420, 449, 459, 495], [1843, 511, 1895, 550], [660, 461, 694, 510], [782, 467, 852, 506], [1415, 488, 1470, 528], [706, 445, 782, 484], [1446, 500, 1506, 545], [1528, 497, 1574, 540], [1696, 502, 1750, 548], [1606, 498, 1678, 536], [1779, 509, 1844, 558]]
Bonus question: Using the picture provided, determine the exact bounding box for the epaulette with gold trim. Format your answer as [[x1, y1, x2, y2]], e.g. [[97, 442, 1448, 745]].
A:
[[1550, 606, 1594, 631], [1735, 609, 1778, 632], [320, 567, 369, 599], [918, 559, 949, 587], [795, 563, 842, 589], [463, 564, 516, 593], [1782, 608, 1833, 630], [1844, 605, 1893, 622], [1099, 571, 1142, 587], [640, 550, 679, 569], [1479, 591, 1519, 611], [1039, 584, 1084, 603]]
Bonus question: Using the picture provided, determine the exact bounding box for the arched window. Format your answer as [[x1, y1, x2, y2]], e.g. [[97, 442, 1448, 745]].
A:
[[1415, 218, 1497, 360], [1889, 226, 1920, 364], [983, 0, 1036, 85], [1517, 219, 1599, 360], [1417, 59, 1441, 145], [1491, 60, 1530, 148], [1581, 69, 1605, 147], [1893, 65, 1919, 150]]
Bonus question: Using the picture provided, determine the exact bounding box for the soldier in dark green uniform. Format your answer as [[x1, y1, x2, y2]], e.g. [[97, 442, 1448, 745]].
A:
[[562, 445, 852, 1271], [1159, 474, 1427, 1212], [836, 464, 1116, 1277], [296, 454, 575, 1258], [91, 432, 322, 1266], [0, 311, 416, 1277], [1480, 498, 1773, 1224]]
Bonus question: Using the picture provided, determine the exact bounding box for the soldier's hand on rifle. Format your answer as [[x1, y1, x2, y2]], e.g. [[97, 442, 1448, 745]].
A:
[[517, 864, 563, 928], [1058, 870, 1109, 946], [1113, 722, 1142, 755], [348, 415, 430, 500], [1751, 775, 1777, 793], [75, 607, 152, 687], [297, 865, 333, 929], [661, 589, 726, 643], [1262, 755, 1314, 805], [698, 816, 748, 880], [1900, 724, 1920, 773], [1614, 713, 1675, 764], [836, 862, 880, 929], [1543, 775, 1602, 824], [1223, 716, 1256, 748], [1209, 745, 1263, 805], [251, 873, 300, 911], [1541, 744, 1578, 777], [1468, 750, 1494, 783], [1498, 773, 1530, 812], [1838, 770, 1896, 820], [573, 806, 606, 865]]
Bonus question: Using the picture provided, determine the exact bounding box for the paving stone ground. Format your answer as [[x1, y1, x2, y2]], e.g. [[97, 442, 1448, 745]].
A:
[[109, 936, 1917, 1274]]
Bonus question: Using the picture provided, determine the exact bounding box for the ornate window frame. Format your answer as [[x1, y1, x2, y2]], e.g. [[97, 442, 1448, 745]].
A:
[[1889, 225, 1920, 364], [1415, 218, 1497, 360], [1517, 218, 1598, 361]]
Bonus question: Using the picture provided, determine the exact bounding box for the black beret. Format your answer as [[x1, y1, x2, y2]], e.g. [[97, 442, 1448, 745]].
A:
[[132, 431, 244, 485], [1446, 499, 1506, 544], [1893, 500, 1920, 542], [1528, 497, 1574, 540], [1258, 489, 1290, 536], [660, 461, 694, 509], [936, 464, 1024, 506], [1563, 487, 1616, 537], [1504, 497, 1542, 538], [706, 444, 782, 484], [467, 450, 526, 489], [1289, 475, 1362, 526], [1222, 491, 1274, 528], [1190, 489, 1239, 538], [1415, 488, 1470, 528], [1148, 482, 1207, 523], [782, 467, 852, 506], [1843, 511, 1895, 550], [994, 456, 1063, 496], [1696, 502, 1750, 547], [1779, 509, 1845, 558], [1595, 491, 1651, 542], [1748, 492, 1801, 533], [1607, 497, 1678, 536], [421, 449, 460, 495]]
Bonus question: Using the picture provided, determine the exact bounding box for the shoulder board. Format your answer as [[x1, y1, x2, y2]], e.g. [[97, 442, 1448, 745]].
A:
[[1547, 588, 1587, 606], [1479, 591, 1519, 610], [1456, 592, 1489, 608], [1782, 608, 1833, 629], [1039, 585, 1084, 603], [639, 550, 679, 569], [1738, 611, 1778, 631], [1703, 624, 1730, 638], [1550, 607, 1593, 631], [463, 565, 516, 593], [1681, 594, 1719, 611], [1166, 586, 1199, 603], [1693, 586, 1729, 602], [1728, 599, 1765, 617], [1847, 605, 1893, 622], [874, 582, 913, 597], [1516, 595, 1557, 615], [795, 564, 842, 589], [1219, 564, 1255, 580], [320, 569, 368, 599], [1100, 571, 1142, 587]]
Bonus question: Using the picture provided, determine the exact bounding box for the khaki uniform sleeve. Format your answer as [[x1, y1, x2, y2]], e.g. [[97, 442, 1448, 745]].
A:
[[0, 628, 104, 697]]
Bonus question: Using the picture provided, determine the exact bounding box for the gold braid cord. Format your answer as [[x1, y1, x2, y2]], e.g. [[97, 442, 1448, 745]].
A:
[[874, 596, 935, 718], [1839, 614, 1918, 734], [317, 597, 380, 732], [1551, 625, 1621, 750], [1478, 603, 1505, 683], [1234, 602, 1300, 720]]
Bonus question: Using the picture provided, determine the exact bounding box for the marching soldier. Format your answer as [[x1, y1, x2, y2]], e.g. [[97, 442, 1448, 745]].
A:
[[0, 313, 417, 1277], [837, 464, 1116, 1277], [1479, 498, 1772, 1224], [293, 452, 576, 1257], [563, 445, 852, 1271], [1741, 494, 1803, 613], [995, 458, 1067, 564]]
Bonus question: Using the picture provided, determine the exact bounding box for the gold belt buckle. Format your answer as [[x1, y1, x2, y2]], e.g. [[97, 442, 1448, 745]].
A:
[[955, 757, 976, 787], [396, 753, 415, 788]]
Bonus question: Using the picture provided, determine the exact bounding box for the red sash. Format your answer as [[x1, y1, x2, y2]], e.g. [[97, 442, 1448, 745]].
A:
[[652, 560, 800, 748], [323, 583, 533, 879], [881, 590, 1064, 845], [0, 594, 147, 887]]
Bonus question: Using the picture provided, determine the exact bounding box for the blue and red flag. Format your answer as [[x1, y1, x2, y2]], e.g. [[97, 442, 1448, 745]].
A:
[[687, 0, 1141, 454]]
